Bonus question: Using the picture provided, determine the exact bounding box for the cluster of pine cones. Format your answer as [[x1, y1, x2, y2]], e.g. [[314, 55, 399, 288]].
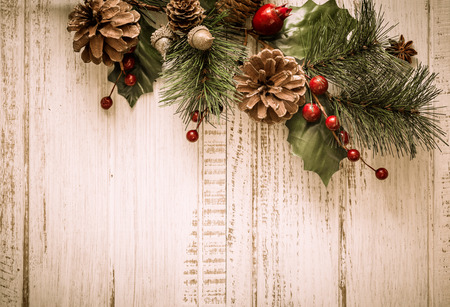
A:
[[67, 0, 306, 124]]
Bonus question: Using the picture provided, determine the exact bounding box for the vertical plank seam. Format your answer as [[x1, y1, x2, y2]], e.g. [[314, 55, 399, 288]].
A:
[[22, 0, 30, 305], [225, 105, 228, 305], [426, 1, 434, 306]]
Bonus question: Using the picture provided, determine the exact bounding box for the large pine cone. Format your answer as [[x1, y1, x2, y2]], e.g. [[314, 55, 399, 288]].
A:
[[235, 49, 307, 124], [166, 0, 205, 33], [216, 0, 261, 25], [67, 0, 141, 66]]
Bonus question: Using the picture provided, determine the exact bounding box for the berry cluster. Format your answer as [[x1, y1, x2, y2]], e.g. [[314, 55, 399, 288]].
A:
[[100, 47, 138, 110], [186, 110, 201, 142], [303, 75, 389, 180]]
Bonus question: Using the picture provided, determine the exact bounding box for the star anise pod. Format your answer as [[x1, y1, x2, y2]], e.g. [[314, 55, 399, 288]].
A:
[[386, 35, 418, 64]]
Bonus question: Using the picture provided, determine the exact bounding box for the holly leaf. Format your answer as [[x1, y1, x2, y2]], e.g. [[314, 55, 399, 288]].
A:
[[200, 0, 217, 11], [267, 0, 355, 60], [108, 16, 162, 108], [286, 95, 347, 186]]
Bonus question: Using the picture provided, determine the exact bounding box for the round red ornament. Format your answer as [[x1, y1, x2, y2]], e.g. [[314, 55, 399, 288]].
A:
[[309, 75, 328, 95], [100, 96, 113, 110], [191, 110, 200, 122], [124, 73, 137, 86], [186, 130, 199, 142], [339, 130, 349, 145], [347, 149, 360, 161], [252, 4, 292, 36], [302, 103, 321, 122], [122, 54, 135, 71], [325, 115, 340, 131], [375, 168, 389, 180]]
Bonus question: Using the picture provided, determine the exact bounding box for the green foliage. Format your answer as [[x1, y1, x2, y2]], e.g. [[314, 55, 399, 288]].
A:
[[299, 0, 446, 158], [268, 0, 355, 60], [160, 12, 247, 123], [329, 65, 444, 157], [108, 15, 163, 107], [286, 95, 347, 186], [200, 0, 218, 11]]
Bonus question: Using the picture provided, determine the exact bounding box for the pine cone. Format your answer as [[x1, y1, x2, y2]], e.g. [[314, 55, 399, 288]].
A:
[[235, 49, 307, 124], [67, 0, 141, 66], [216, 0, 261, 25], [166, 0, 205, 33]]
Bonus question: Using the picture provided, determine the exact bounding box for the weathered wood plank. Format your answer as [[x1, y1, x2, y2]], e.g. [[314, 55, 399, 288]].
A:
[[343, 0, 433, 305], [0, 1, 27, 306], [107, 83, 201, 306], [430, 0, 450, 305], [26, 0, 111, 305]]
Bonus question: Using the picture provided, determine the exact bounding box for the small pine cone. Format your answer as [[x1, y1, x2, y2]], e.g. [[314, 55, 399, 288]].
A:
[[234, 49, 307, 124], [67, 0, 141, 66], [166, 0, 206, 33], [216, 0, 262, 25]]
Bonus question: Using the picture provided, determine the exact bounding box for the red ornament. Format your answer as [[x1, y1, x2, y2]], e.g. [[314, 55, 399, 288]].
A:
[[325, 115, 340, 131], [186, 130, 199, 142], [122, 54, 135, 71], [309, 76, 328, 95], [347, 149, 360, 161], [124, 73, 137, 86], [339, 130, 349, 145], [191, 110, 200, 122], [302, 103, 321, 122], [252, 4, 292, 36], [375, 168, 389, 180], [100, 96, 113, 110]]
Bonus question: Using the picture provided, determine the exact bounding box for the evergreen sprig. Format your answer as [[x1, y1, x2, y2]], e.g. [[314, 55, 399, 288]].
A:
[[302, 0, 446, 157], [160, 11, 247, 124]]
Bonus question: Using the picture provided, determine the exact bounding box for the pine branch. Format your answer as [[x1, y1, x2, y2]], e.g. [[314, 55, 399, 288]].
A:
[[329, 65, 445, 157], [301, 0, 446, 158], [160, 11, 247, 124]]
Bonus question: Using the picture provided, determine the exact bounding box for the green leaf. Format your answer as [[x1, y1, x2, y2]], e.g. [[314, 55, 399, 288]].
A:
[[108, 16, 162, 107], [286, 95, 347, 186], [268, 0, 354, 60], [200, 0, 217, 11]]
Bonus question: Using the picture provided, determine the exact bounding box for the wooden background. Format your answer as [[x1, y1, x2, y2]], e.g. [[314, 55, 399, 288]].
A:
[[1, 0, 449, 306]]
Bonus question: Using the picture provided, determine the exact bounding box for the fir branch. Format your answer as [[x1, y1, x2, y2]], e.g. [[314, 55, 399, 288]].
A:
[[301, 0, 446, 157], [329, 65, 445, 157], [160, 11, 247, 124]]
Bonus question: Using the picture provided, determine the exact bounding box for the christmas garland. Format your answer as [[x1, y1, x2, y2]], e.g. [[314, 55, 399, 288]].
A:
[[67, 0, 447, 185]]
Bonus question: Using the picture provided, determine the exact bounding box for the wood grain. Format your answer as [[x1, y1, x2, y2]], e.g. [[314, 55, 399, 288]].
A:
[[343, 0, 434, 305], [0, 0, 27, 306], [430, 1, 450, 305], [0, 0, 449, 306]]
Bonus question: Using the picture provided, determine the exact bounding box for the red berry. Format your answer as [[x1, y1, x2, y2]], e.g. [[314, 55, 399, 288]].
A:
[[302, 103, 321, 122], [309, 76, 328, 95], [375, 168, 389, 180], [122, 54, 135, 71], [252, 4, 292, 36], [339, 130, 349, 145], [325, 115, 340, 131], [186, 130, 199, 142], [124, 74, 137, 86], [347, 149, 360, 161], [191, 110, 200, 122], [100, 96, 113, 110]]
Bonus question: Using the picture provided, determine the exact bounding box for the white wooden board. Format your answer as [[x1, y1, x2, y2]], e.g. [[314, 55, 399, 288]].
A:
[[0, 0, 449, 306]]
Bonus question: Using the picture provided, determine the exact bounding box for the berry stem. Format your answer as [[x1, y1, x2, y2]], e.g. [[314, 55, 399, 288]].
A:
[[311, 92, 348, 149], [109, 69, 123, 97], [359, 156, 377, 172], [196, 109, 208, 130]]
